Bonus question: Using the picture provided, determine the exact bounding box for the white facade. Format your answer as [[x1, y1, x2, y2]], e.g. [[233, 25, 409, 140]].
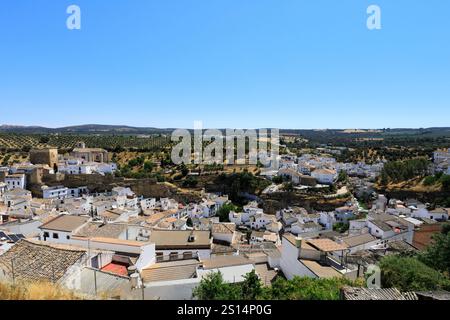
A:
[[311, 169, 337, 185], [140, 198, 156, 210], [42, 186, 69, 199], [5, 174, 26, 190], [279, 237, 317, 280], [197, 264, 255, 283], [290, 222, 321, 235], [58, 159, 117, 175]]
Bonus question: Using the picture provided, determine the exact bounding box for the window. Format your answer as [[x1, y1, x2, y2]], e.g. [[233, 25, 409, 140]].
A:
[[53, 233, 59, 239], [169, 252, 178, 260], [183, 251, 193, 259], [43, 232, 49, 238], [66, 235, 71, 240]]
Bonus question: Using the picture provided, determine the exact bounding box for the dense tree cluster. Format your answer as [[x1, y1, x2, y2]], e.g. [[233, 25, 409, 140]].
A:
[[193, 271, 361, 300], [215, 171, 271, 203], [379, 255, 450, 291], [379, 158, 430, 184], [419, 223, 450, 276]]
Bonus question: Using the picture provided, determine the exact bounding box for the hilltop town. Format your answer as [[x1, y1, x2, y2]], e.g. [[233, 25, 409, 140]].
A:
[[0, 133, 450, 300]]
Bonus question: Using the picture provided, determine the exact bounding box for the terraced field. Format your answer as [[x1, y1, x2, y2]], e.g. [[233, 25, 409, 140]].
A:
[[0, 133, 171, 151]]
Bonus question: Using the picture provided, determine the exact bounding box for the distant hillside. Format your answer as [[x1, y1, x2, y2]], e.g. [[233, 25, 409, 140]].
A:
[[1, 124, 450, 142], [0, 124, 174, 135]]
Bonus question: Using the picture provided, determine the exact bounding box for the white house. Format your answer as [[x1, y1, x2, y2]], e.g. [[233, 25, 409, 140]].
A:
[[42, 185, 69, 199], [229, 203, 263, 226], [197, 256, 255, 283], [112, 187, 135, 198], [39, 214, 90, 243], [140, 198, 156, 210], [433, 148, 450, 164], [279, 234, 348, 280], [0, 182, 7, 198], [428, 208, 449, 221], [211, 222, 236, 244], [334, 206, 357, 223], [67, 186, 89, 198], [94, 163, 118, 175], [311, 169, 337, 185], [290, 221, 322, 235], [367, 219, 396, 239], [149, 230, 212, 261], [160, 198, 179, 211], [248, 213, 273, 230], [5, 174, 26, 190], [319, 211, 336, 230]]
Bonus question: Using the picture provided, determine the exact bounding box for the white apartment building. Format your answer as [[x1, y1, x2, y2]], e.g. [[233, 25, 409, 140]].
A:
[[5, 174, 26, 190]]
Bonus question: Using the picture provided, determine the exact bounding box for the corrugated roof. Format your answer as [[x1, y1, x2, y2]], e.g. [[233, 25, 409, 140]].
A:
[[341, 286, 418, 300], [40, 215, 89, 232], [141, 259, 200, 283], [201, 255, 252, 269], [342, 233, 376, 247], [149, 230, 211, 249], [75, 222, 127, 238], [306, 238, 348, 252], [300, 259, 342, 279]]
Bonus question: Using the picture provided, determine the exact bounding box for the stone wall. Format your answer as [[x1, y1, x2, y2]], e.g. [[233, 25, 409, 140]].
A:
[[38, 173, 201, 203], [29, 148, 58, 168]]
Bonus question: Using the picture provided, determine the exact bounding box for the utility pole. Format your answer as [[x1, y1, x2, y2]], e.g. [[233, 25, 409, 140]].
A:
[[11, 258, 15, 285], [93, 269, 98, 296]]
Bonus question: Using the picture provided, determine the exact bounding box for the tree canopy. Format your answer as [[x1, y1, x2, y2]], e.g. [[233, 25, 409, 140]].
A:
[[193, 271, 362, 300], [379, 255, 450, 292], [419, 223, 450, 276]]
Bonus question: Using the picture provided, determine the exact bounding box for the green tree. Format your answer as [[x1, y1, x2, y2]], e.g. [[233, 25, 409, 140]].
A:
[[419, 223, 450, 275], [440, 175, 450, 191], [182, 176, 198, 187], [272, 176, 283, 184], [261, 276, 359, 300], [143, 160, 154, 172], [241, 270, 262, 299], [379, 255, 450, 291], [192, 272, 241, 300], [39, 136, 50, 144], [423, 175, 437, 186], [216, 203, 237, 222], [337, 170, 348, 183], [282, 182, 294, 192]]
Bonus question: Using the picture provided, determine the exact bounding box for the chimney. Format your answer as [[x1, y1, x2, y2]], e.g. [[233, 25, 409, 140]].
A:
[[295, 236, 303, 258]]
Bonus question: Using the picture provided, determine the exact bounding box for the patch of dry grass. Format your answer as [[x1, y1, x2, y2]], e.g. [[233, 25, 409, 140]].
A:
[[0, 281, 83, 300]]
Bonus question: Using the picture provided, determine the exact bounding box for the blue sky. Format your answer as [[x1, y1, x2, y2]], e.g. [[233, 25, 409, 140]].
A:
[[0, 0, 449, 129]]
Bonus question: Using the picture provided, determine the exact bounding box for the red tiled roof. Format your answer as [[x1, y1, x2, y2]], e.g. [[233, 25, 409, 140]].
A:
[[101, 263, 128, 276]]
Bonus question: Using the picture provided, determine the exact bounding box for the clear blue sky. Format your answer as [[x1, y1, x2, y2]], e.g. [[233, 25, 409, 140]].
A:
[[0, 0, 449, 129]]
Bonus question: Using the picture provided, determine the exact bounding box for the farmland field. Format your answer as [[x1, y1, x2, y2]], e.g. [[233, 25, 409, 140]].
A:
[[0, 133, 171, 152]]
